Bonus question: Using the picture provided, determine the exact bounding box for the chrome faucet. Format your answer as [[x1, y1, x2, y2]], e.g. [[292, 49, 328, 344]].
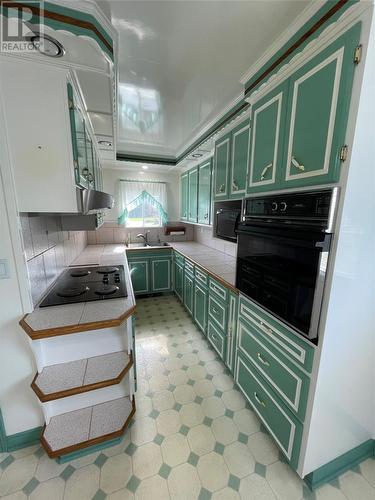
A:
[[136, 231, 150, 246]]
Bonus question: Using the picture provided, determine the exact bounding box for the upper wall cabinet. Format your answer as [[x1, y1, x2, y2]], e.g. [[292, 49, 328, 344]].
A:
[[247, 22, 361, 194], [188, 167, 198, 223], [214, 117, 250, 201], [197, 159, 212, 224], [180, 172, 189, 221]]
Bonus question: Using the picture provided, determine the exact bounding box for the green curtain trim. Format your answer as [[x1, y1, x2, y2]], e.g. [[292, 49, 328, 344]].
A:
[[118, 190, 168, 225]]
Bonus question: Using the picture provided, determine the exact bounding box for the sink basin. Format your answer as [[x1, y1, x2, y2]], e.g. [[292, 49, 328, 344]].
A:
[[126, 242, 170, 248]]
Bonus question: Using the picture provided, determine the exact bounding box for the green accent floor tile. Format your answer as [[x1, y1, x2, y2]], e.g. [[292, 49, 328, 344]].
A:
[[198, 361, 205, 366], [179, 425, 189, 436], [177, 353, 183, 358], [225, 409, 234, 418], [149, 409, 160, 419], [173, 403, 182, 411], [187, 452, 199, 466], [228, 474, 241, 491], [182, 365, 189, 371], [194, 396, 203, 405], [125, 442, 138, 456], [92, 489, 107, 500], [153, 434, 165, 445], [34, 447, 44, 458], [22, 477, 39, 495], [168, 384, 176, 391], [60, 464, 75, 480], [94, 453, 108, 468], [163, 370, 171, 376], [187, 379, 195, 386], [159, 463, 172, 479], [198, 487, 212, 500], [203, 417, 213, 427], [205, 374, 213, 380], [238, 432, 248, 444], [126, 475, 141, 493], [214, 442, 225, 455], [303, 485, 317, 500], [0, 455, 14, 470], [254, 462, 267, 477], [214, 390, 223, 398], [329, 478, 341, 490]]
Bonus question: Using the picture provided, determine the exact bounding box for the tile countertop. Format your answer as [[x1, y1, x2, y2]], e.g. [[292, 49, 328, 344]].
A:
[[20, 245, 136, 338]]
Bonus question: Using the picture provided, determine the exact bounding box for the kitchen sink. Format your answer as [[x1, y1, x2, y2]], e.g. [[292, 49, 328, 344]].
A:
[[126, 242, 170, 248]]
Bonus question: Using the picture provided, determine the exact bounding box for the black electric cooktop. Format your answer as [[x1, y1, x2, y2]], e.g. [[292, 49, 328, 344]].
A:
[[39, 265, 128, 307]]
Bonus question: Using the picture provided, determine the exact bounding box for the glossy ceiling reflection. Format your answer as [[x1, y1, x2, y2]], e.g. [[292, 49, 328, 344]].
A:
[[106, 0, 311, 159]]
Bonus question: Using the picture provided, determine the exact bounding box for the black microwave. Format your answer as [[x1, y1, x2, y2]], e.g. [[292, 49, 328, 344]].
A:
[[213, 200, 242, 243]]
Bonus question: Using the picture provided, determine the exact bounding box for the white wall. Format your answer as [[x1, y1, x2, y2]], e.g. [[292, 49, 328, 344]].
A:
[[301, 9, 375, 476], [102, 166, 180, 223]]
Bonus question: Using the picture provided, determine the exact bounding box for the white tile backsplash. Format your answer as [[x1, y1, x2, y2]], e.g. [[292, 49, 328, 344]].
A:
[[20, 213, 87, 306], [193, 225, 237, 258]]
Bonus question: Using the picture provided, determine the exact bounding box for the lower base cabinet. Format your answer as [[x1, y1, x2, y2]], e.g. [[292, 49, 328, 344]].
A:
[[194, 283, 208, 334], [207, 320, 226, 358], [127, 251, 172, 295], [128, 260, 149, 294], [174, 261, 184, 301], [184, 272, 194, 315]]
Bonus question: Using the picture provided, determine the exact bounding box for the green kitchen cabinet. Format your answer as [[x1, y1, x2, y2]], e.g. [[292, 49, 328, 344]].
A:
[[281, 23, 361, 188], [194, 282, 208, 334], [188, 167, 198, 222], [197, 159, 212, 224], [247, 81, 289, 193], [226, 292, 238, 374], [229, 121, 250, 198], [184, 271, 194, 316], [128, 260, 149, 294], [174, 261, 184, 301], [151, 258, 171, 292], [214, 132, 231, 200], [180, 172, 189, 220]]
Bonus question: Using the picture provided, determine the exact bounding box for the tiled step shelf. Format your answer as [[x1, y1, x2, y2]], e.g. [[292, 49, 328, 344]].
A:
[[31, 351, 133, 402], [41, 396, 136, 458]]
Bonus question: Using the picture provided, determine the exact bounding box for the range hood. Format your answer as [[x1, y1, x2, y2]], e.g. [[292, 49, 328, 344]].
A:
[[79, 188, 114, 214]]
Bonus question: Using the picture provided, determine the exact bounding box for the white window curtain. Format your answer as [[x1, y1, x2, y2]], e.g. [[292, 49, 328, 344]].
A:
[[117, 180, 168, 225]]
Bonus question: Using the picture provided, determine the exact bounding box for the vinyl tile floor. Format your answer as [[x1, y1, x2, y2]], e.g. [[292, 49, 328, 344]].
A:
[[0, 295, 374, 500]]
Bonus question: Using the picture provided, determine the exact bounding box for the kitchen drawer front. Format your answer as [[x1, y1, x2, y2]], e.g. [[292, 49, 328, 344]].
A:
[[195, 267, 208, 287], [207, 321, 225, 359], [174, 251, 185, 267], [239, 295, 314, 373], [236, 354, 303, 469], [185, 259, 195, 277], [237, 320, 309, 420], [208, 295, 228, 331], [209, 278, 229, 303]]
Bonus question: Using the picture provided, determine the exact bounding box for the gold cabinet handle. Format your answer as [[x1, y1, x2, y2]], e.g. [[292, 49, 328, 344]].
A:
[[232, 180, 239, 191], [260, 162, 273, 180], [218, 184, 225, 193], [260, 321, 274, 336], [254, 392, 266, 407], [212, 307, 219, 314], [257, 352, 270, 367], [291, 156, 305, 172]]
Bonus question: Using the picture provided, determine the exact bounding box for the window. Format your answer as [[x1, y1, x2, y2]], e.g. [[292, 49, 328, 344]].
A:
[[118, 180, 168, 228], [126, 200, 162, 227]]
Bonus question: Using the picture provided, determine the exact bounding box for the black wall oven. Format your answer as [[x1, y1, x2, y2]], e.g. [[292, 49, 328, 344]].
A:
[[236, 189, 338, 342], [214, 200, 242, 242]]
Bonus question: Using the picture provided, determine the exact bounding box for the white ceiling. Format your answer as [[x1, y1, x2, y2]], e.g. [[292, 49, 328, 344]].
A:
[[104, 0, 312, 158]]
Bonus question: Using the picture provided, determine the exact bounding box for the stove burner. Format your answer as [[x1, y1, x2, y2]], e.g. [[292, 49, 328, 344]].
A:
[[94, 285, 119, 296], [70, 269, 91, 278], [57, 285, 89, 298], [96, 267, 119, 275]]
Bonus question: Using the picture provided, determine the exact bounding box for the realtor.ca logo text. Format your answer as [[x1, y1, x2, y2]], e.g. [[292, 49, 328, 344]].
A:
[[0, 1, 44, 53]]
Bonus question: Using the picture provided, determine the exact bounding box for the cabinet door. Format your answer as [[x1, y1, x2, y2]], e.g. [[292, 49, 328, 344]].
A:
[[214, 133, 230, 199], [197, 160, 212, 224], [85, 135, 95, 189], [188, 168, 198, 222], [226, 292, 238, 374], [174, 262, 184, 301], [128, 260, 149, 294], [248, 81, 289, 193], [67, 84, 88, 188], [194, 283, 207, 334], [283, 23, 360, 187], [230, 121, 250, 198], [151, 258, 171, 292], [184, 272, 194, 316], [180, 173, 189, 220]]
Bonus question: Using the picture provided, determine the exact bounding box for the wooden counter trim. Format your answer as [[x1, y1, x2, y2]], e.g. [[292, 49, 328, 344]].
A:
[[31, 352, 134, 403], [40, 396, 136, 459], [20, 304, 136, 340], [173, 249, 239, 294]]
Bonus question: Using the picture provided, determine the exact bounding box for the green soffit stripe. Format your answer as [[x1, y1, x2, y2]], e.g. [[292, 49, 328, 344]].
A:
[[304, 439, 375, 491], [2, 1, 114, 61], [244, 0, 359, 95]]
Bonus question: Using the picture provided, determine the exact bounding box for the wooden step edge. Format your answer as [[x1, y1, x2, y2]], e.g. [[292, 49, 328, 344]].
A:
[[31, 352, 134, 403], [41, 396, 136, 459], [20, 305, 136, 340]]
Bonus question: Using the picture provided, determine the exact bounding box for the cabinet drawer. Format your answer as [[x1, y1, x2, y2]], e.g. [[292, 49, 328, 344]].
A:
[[195, 267, 208, 286], [208, 321, 225, 358], [209, 278, 228, 302], [239, 295, 314, 373], [174, 252, 185, 267], [237, 320, 309, 420], [185, 259, 195, 276], [208, 296, 227, 331], [236, 354, 303, 469]]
